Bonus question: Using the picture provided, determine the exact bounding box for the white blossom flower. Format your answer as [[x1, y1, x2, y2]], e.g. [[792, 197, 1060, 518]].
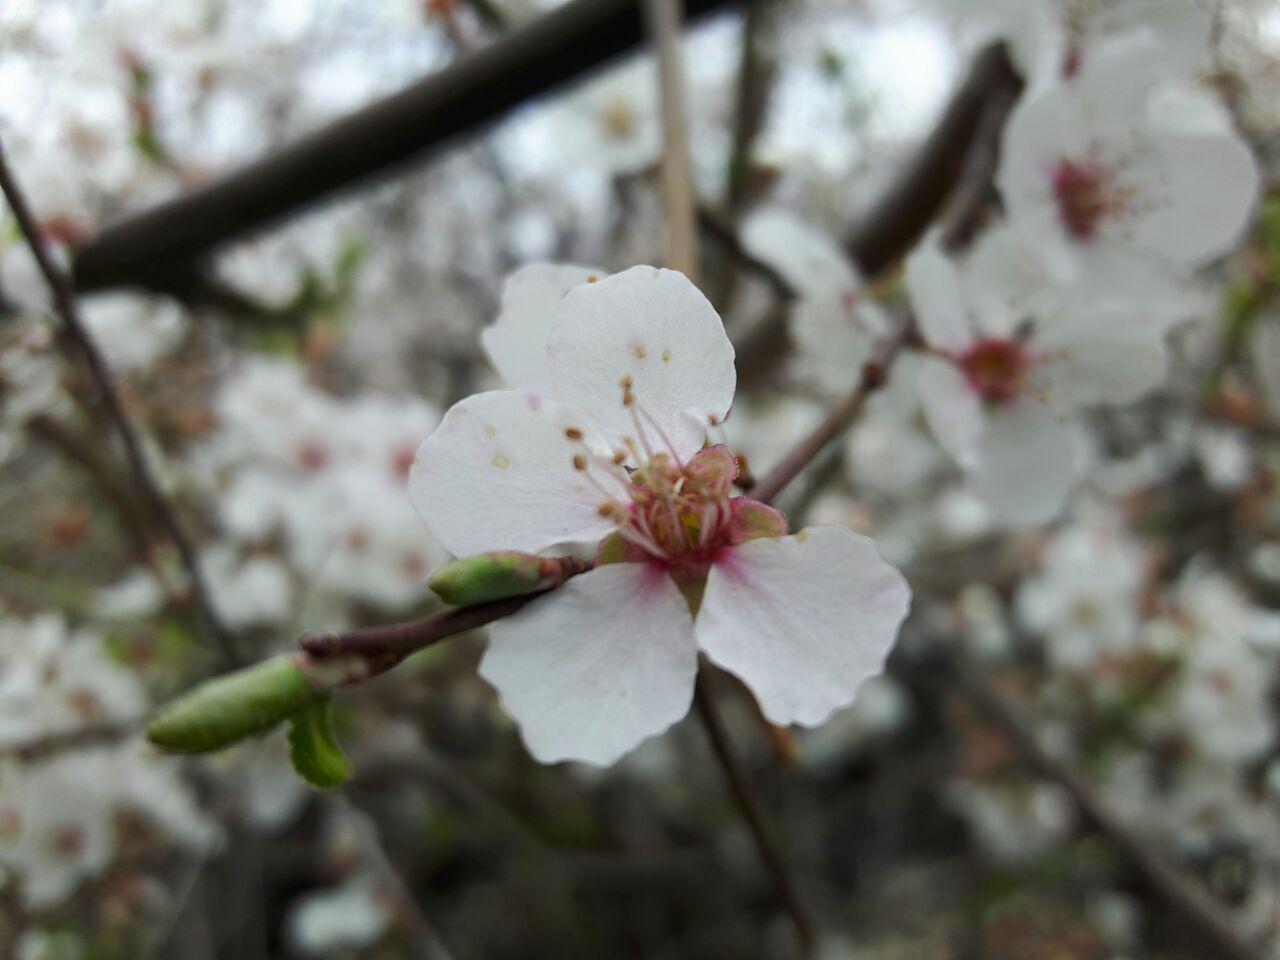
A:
[[845, 352, 946, 495], [411, 265, 910, 765], [1016, 511, 1147, 669], [1155, 571, 1278, 763], [0, 754, 117, 909], [998, 34, 1259, 294], [286, 874, 391, 956], [740, 209, 890, 393], [906, 235, 1168, 525], [944, 0, 1212, 87], [0, 614, 147, 749], [0, 743, 218, 911]]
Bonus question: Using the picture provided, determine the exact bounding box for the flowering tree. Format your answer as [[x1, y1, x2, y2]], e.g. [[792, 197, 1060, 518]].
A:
[[2, 0, 1280, 958]]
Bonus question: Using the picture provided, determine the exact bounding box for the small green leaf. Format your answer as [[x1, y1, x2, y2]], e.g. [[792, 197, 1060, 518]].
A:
[[287, 698, 352, 789], [147, 655, 317, 753]]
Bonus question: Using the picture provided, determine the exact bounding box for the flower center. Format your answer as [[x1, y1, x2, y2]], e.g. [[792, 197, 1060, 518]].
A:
[[1051, 156, 1129, 242], [958, 338, 1032, 405]]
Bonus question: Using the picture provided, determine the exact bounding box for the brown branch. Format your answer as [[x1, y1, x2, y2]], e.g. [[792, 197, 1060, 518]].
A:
[[731, 42, 1021, 381], [69, 0, 756, 294], [299, 585, 579, 661], [693, 670, 816, 954], [26, 413, 155, 559], [844, 42, 1021, 275], [941, 656, 1267, 960], [750, 324, 914, 505], [0, 139, 241, 667]]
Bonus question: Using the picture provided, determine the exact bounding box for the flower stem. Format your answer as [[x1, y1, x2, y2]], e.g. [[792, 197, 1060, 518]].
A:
[[0, 138, 241, 667], [693, 671, 815, 955]]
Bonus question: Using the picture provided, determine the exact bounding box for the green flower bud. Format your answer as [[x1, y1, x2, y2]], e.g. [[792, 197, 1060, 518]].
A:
[[428, 552, 585, 605], [147, 655, 318, 753]]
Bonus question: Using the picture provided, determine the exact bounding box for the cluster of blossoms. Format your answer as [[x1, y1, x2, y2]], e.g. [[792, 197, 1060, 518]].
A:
[[0, 0, 1278, 955], [0, 612, 218, 911], [192, 356, 445, 618]]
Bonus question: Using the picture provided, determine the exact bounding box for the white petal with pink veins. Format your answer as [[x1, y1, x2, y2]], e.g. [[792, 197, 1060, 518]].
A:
[[971, 399, 1083, 527], [408, 389, 620, 558], [917, 355, 985, 470], [481, 263, 606, 391], [905, 240, 975, 353], [548, 266, 736, 461], [481, 562, 698, 766], [696, 526, 910, 727], [1033, 307, 1168, 412]]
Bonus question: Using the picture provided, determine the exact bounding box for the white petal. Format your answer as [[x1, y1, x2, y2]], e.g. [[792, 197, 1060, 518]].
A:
[[480, 563, 697, 766], [1129, 87, 1259, 268], [905, 240, 975, 352], [697, 527, 910, 727], [739, 208, 859, 296], [971, 400, 1083, 527], [549, 266, 736, 460], [408, 390, 618, 557], [481, 263, 606, 390], [1033, 306, 1168, 410], [791, 287, 887, 393], [917, 355, 985, 469]]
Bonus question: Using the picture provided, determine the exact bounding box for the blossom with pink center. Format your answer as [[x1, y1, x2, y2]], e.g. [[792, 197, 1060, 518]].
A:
[[998, 32, 1259, 296], [740, 208, 891, 393], [410, 265, 910, 765], [906, 233, 1169, 526]]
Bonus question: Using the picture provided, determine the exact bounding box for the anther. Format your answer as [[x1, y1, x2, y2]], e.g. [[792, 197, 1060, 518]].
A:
[[565, 427, 584, 441], [572, 454, 587, 471]]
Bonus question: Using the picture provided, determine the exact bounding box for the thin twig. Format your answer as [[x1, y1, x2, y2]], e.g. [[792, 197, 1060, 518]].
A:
[[709, 0, 777, 308], [26, 412, 155, 559], [0, 139, 240, 666], [647, 0, 699, 278], [693, 671, 815, 954], [751, 324, 914, 505], [941, 656, 1266, 960]]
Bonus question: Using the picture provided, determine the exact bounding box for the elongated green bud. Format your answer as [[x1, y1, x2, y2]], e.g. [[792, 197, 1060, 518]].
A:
[[147, 655, 318, 753], [427, 552, 586, 605]]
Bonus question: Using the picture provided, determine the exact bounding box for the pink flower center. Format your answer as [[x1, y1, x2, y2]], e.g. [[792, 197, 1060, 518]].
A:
[[567, 382, 784, 582], [959, 338, 1031, 405], [1051, 156, 1124, 242]]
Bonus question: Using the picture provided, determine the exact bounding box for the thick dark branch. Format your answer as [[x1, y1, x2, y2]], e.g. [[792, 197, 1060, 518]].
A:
[[71, 0, 753, 293], [0, 140, 240, 666], [845, 42, 1022, 275]]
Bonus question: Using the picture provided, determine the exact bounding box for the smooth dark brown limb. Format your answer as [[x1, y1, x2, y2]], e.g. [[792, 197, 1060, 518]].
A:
[[70, 0, 754, 294], [845, 42, 1022, 275], [0, 140, 241, 667], [945, 658, 1265, 960], [693, 671, 815, 955]]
